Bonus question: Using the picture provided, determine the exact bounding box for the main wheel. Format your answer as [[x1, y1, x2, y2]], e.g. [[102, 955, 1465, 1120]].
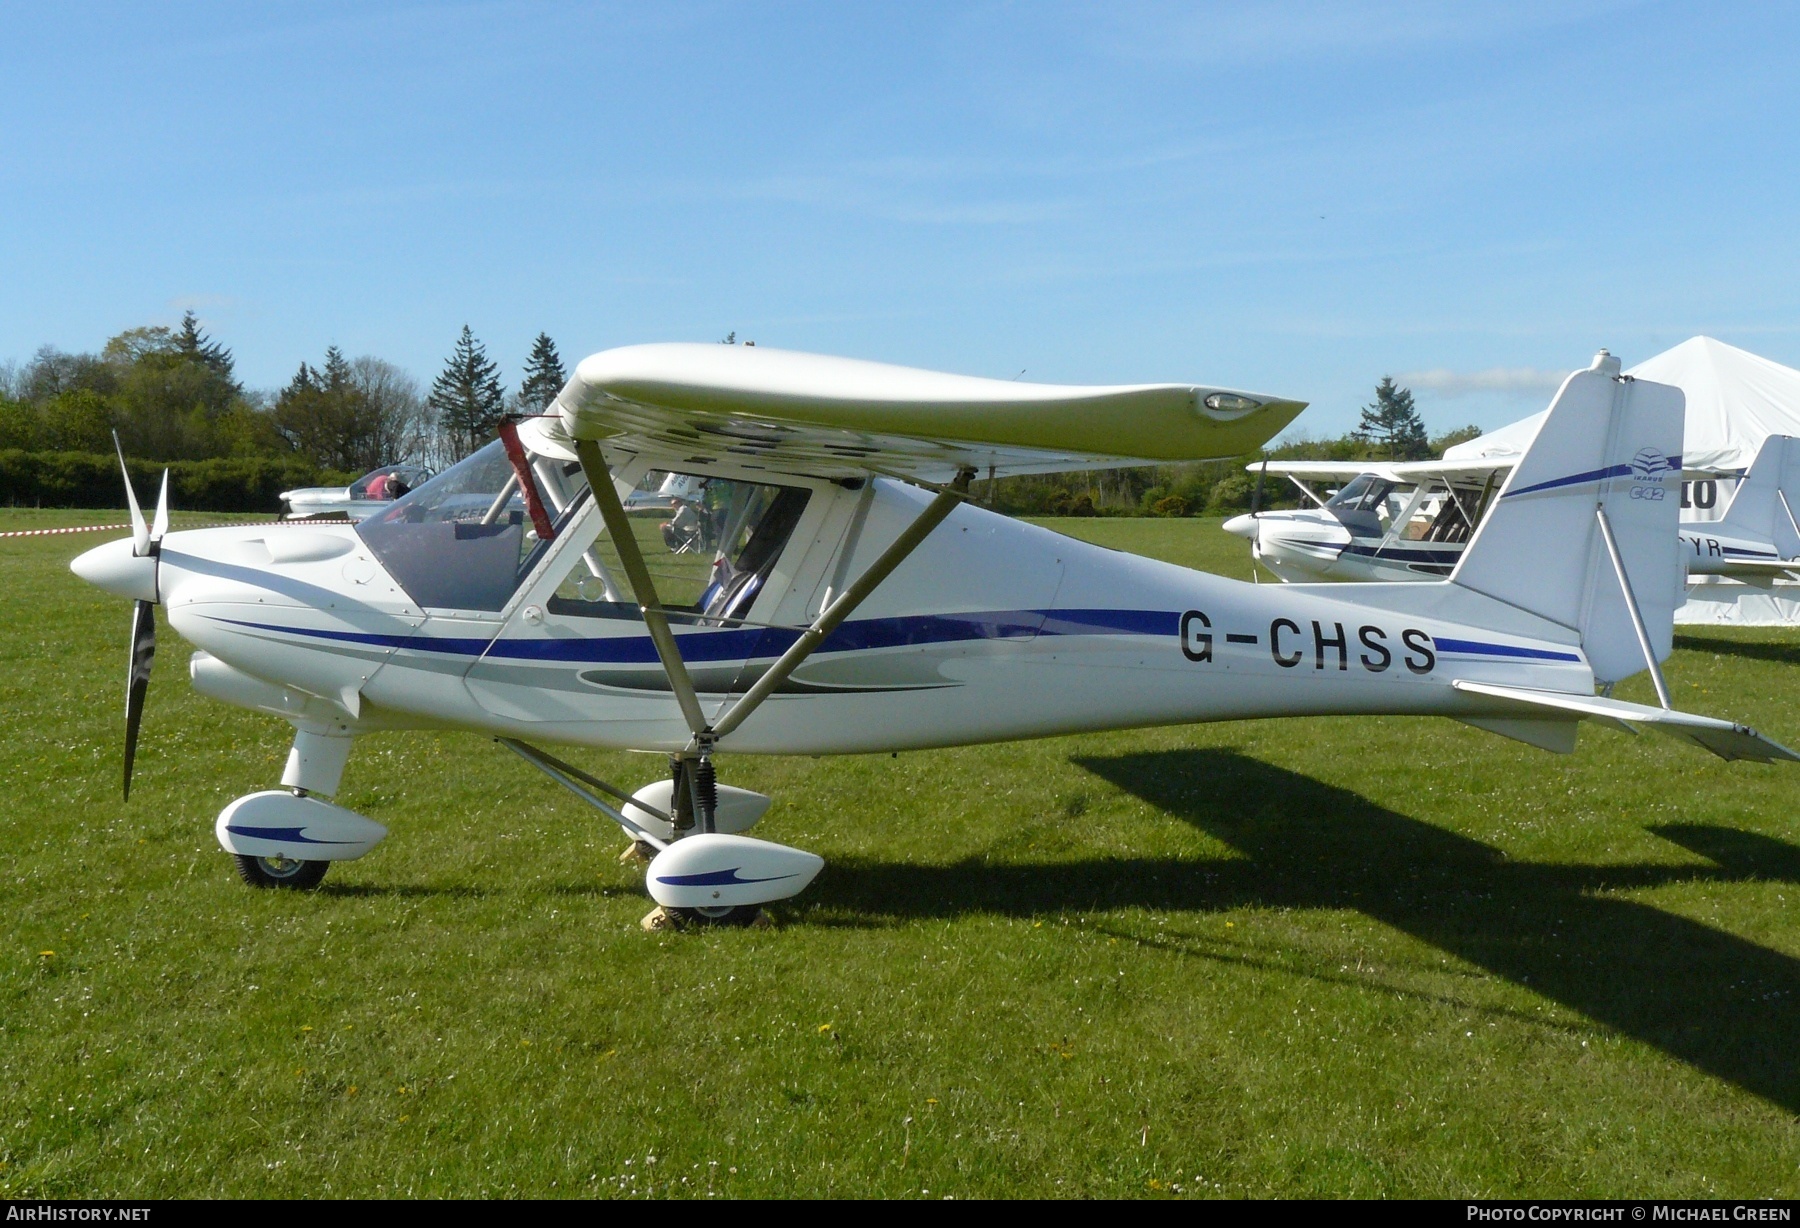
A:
[[671, 904, 761, 927], [232, 854, 329, 890]]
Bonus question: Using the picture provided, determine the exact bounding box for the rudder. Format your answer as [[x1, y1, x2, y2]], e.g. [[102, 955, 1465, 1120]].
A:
[[1451, 351, 1686, 687], [1713, 434, 1800, 558]]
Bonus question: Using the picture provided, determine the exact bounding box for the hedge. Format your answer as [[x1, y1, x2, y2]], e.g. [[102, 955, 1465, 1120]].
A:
[[0, 450, 360, 513]]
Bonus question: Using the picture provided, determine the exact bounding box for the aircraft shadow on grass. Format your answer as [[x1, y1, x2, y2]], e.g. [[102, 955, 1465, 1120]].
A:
[[1675, 633, 1800, 669], [808, 748, 1800, 1114]]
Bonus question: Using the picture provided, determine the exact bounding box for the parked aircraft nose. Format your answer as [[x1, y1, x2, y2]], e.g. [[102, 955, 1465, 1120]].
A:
[[1221, 513, 1259, 540], [70, 537, 158, 603]]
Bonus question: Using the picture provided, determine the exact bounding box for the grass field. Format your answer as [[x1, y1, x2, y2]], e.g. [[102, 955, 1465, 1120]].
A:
[[4, 505, 1800, 1197]]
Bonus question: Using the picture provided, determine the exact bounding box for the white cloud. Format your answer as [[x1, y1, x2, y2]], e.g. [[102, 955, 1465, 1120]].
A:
[[1396, 366, 1566, 398]]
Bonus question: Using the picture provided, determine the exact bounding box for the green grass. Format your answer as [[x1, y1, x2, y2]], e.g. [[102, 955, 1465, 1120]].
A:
[[4, 512, 1800, 1197]]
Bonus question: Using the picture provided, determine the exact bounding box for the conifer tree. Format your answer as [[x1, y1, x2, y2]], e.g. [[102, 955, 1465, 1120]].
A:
[[173, 310, 239, 388], [1355, 376, 1429, 460], [517, 333, 566, 412], [282, 362, 320, 398], [321, 345, 353, 393], [428, 325, 506, 460]]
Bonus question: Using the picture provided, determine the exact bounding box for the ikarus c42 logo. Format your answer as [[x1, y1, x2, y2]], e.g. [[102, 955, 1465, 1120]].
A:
[[1630, 447, 1672, 500]]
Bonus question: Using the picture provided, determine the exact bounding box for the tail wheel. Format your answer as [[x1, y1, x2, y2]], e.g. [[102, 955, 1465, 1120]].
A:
[[232, 854, 329, 890]]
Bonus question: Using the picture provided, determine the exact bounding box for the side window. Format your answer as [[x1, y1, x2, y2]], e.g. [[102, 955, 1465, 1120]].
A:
[[548, 471, 810, 624]]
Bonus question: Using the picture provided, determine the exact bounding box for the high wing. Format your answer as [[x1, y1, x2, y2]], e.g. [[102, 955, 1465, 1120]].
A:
[[1246, 457, 1513, 489], [542, 343, 1307, 480]]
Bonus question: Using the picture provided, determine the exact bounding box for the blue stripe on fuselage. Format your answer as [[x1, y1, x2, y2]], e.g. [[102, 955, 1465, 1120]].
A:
[[209, 608, 1177, 665], [209, 611, 1579, 668], [1434, 637, 1581, 662], [1339, 543, 1464, 564]]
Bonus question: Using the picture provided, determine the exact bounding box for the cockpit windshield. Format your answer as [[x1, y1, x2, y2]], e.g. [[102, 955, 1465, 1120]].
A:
[[1324, 474, 1407, 538], [356, 439, 589, 611]]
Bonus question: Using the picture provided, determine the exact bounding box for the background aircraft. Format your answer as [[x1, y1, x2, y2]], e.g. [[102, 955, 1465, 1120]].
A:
[[71, 344, 1793, 928], [1228, 362, 1800, 588], [281, 463, 434, 521]]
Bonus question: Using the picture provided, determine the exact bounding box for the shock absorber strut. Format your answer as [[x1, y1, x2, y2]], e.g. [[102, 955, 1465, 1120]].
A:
[[667, 751, 720, 835], [693, 756, 718, 834]]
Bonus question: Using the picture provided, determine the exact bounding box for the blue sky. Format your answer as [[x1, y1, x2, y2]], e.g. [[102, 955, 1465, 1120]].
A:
[[3, 1, 1797, 437]]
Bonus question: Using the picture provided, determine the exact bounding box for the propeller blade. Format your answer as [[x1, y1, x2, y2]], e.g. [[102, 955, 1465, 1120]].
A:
[[112, 432, 149, 557], [151, 469, 169, 542], [123, 598, 156, 801]]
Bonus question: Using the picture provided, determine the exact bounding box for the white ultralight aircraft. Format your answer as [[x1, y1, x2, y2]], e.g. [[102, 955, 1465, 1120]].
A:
[[281, 462, 434, 522], [71, 343, 1796, 927], [1227, 355, 1800, 586]]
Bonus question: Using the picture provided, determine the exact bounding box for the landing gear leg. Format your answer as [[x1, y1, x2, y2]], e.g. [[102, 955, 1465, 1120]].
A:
[[497, 739, 813, 931], [643, 750, 755, 927]]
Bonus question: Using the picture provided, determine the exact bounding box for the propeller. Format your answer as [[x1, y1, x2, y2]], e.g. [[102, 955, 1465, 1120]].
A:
[[112, 434, 170, 800], [115, 432, 150, 557], [123, 598, 155, 800]]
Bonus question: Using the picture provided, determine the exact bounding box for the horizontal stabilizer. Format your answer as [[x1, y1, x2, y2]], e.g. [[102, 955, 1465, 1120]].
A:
[[1452, 679, 1800, 764], [1457, 716, 1580, 754]]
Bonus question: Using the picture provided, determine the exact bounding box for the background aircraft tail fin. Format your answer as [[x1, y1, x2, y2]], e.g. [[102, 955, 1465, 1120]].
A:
[[1713, 434, 1800, 556], [1450, 351, 1686, 687]]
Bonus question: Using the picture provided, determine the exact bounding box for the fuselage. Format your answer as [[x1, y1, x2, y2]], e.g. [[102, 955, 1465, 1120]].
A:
[[131, 462, 1594, 757]]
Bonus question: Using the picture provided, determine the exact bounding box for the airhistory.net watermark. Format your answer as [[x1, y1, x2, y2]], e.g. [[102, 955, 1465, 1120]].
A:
[[4, 1208, 150, 1222]]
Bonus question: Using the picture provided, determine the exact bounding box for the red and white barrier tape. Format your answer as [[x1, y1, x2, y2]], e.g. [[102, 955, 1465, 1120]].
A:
[[0, 523, 130, 539]]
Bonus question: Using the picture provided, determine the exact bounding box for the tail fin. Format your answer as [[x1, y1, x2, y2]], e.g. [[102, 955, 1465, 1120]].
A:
[[1451, 351, 1685, 687], [1712, 434, 1800, 557]]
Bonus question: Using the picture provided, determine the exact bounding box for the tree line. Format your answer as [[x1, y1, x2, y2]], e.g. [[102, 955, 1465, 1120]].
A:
[[1, 320, 1470, 518], [0, 314, 568, 474]]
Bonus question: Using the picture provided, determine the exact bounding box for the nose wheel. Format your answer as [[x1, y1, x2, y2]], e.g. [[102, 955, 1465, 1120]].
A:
[[232, 853, 329, 890], [642, 904, 764, 930]]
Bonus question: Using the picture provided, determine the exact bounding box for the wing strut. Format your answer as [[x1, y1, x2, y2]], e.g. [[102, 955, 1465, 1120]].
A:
[[574, 439, 710, 737], [708, 466, 976, 740], [575, 439, 971, 746]]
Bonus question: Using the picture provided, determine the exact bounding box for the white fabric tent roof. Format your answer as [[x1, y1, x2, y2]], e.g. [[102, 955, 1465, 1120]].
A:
[[1443, 337, 1800, 473]]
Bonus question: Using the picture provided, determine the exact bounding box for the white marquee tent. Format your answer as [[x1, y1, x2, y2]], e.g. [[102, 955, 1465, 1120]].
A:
[[1444, 336, 1800, 473], [1444, 337, 1800, 625]]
